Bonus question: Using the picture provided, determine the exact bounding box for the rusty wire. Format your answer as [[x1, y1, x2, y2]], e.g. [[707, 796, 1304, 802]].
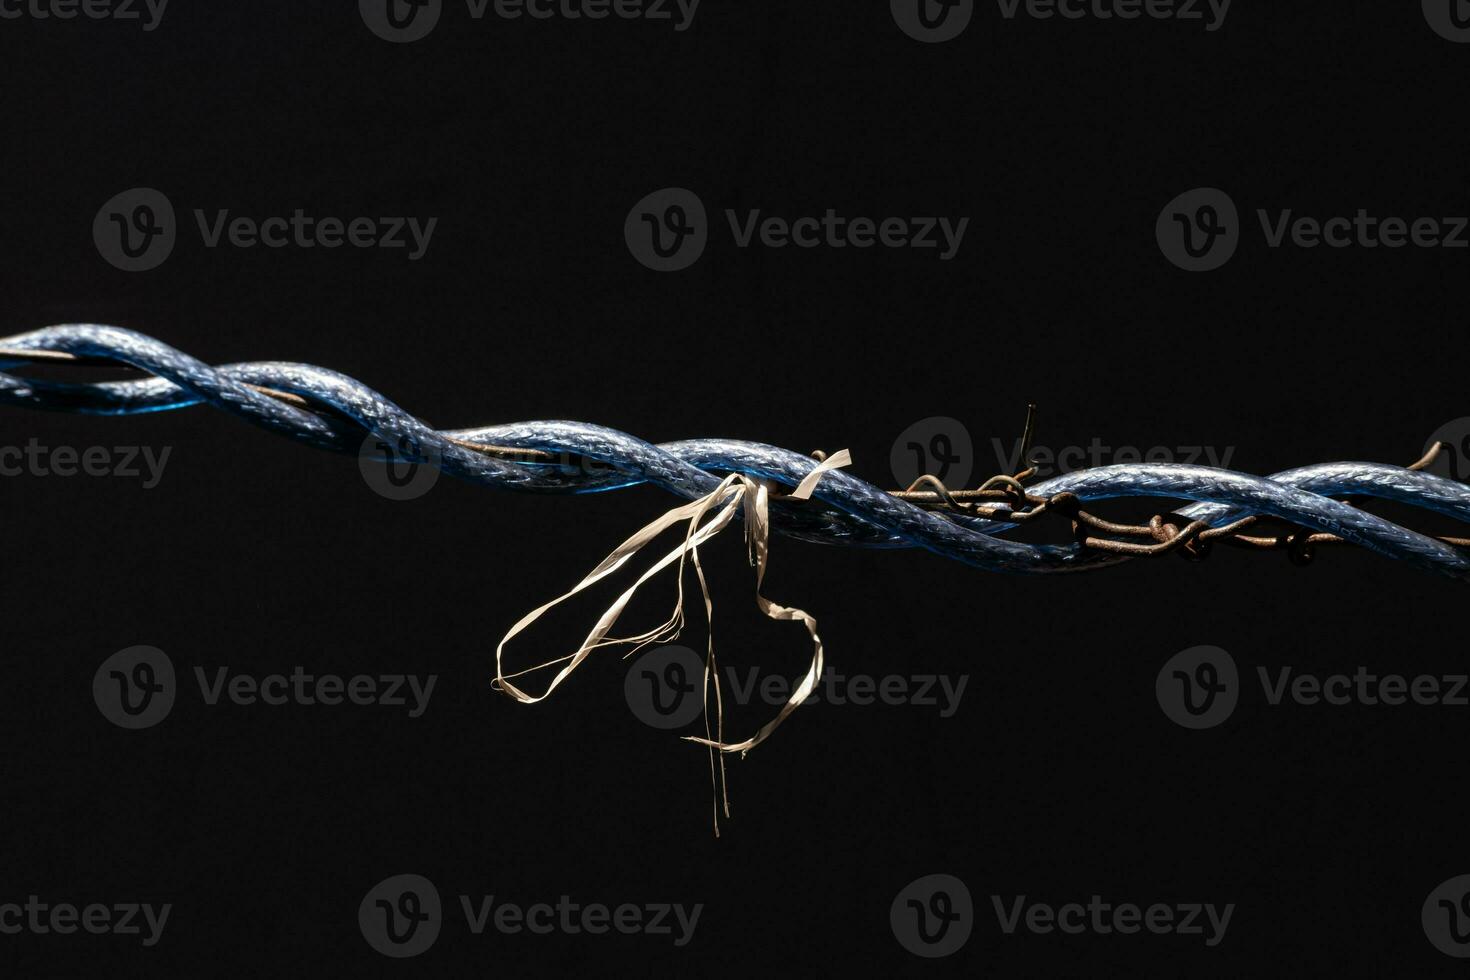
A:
[[888, 406, 1469, 566]]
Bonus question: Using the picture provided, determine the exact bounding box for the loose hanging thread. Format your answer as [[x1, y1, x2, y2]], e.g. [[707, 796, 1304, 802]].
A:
[[493, 452, 852, 834]]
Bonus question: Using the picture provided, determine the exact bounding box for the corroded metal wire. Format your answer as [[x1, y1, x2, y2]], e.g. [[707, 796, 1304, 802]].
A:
[[893, 442, 1470, 561]]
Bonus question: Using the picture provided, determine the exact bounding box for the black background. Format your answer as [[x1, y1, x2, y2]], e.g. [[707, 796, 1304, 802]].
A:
[[3, 2, 1469, 976]]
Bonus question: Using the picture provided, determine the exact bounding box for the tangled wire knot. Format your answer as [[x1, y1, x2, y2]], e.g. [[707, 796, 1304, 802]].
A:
[[2, 324, 1468, 582]]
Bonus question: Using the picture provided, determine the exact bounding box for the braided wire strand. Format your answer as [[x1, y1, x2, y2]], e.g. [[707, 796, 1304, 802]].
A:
[[2, 324, 1467, 580]]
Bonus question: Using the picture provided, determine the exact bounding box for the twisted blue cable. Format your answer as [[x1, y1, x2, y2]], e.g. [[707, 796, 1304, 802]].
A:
[[2, 324, 1466, 580]]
